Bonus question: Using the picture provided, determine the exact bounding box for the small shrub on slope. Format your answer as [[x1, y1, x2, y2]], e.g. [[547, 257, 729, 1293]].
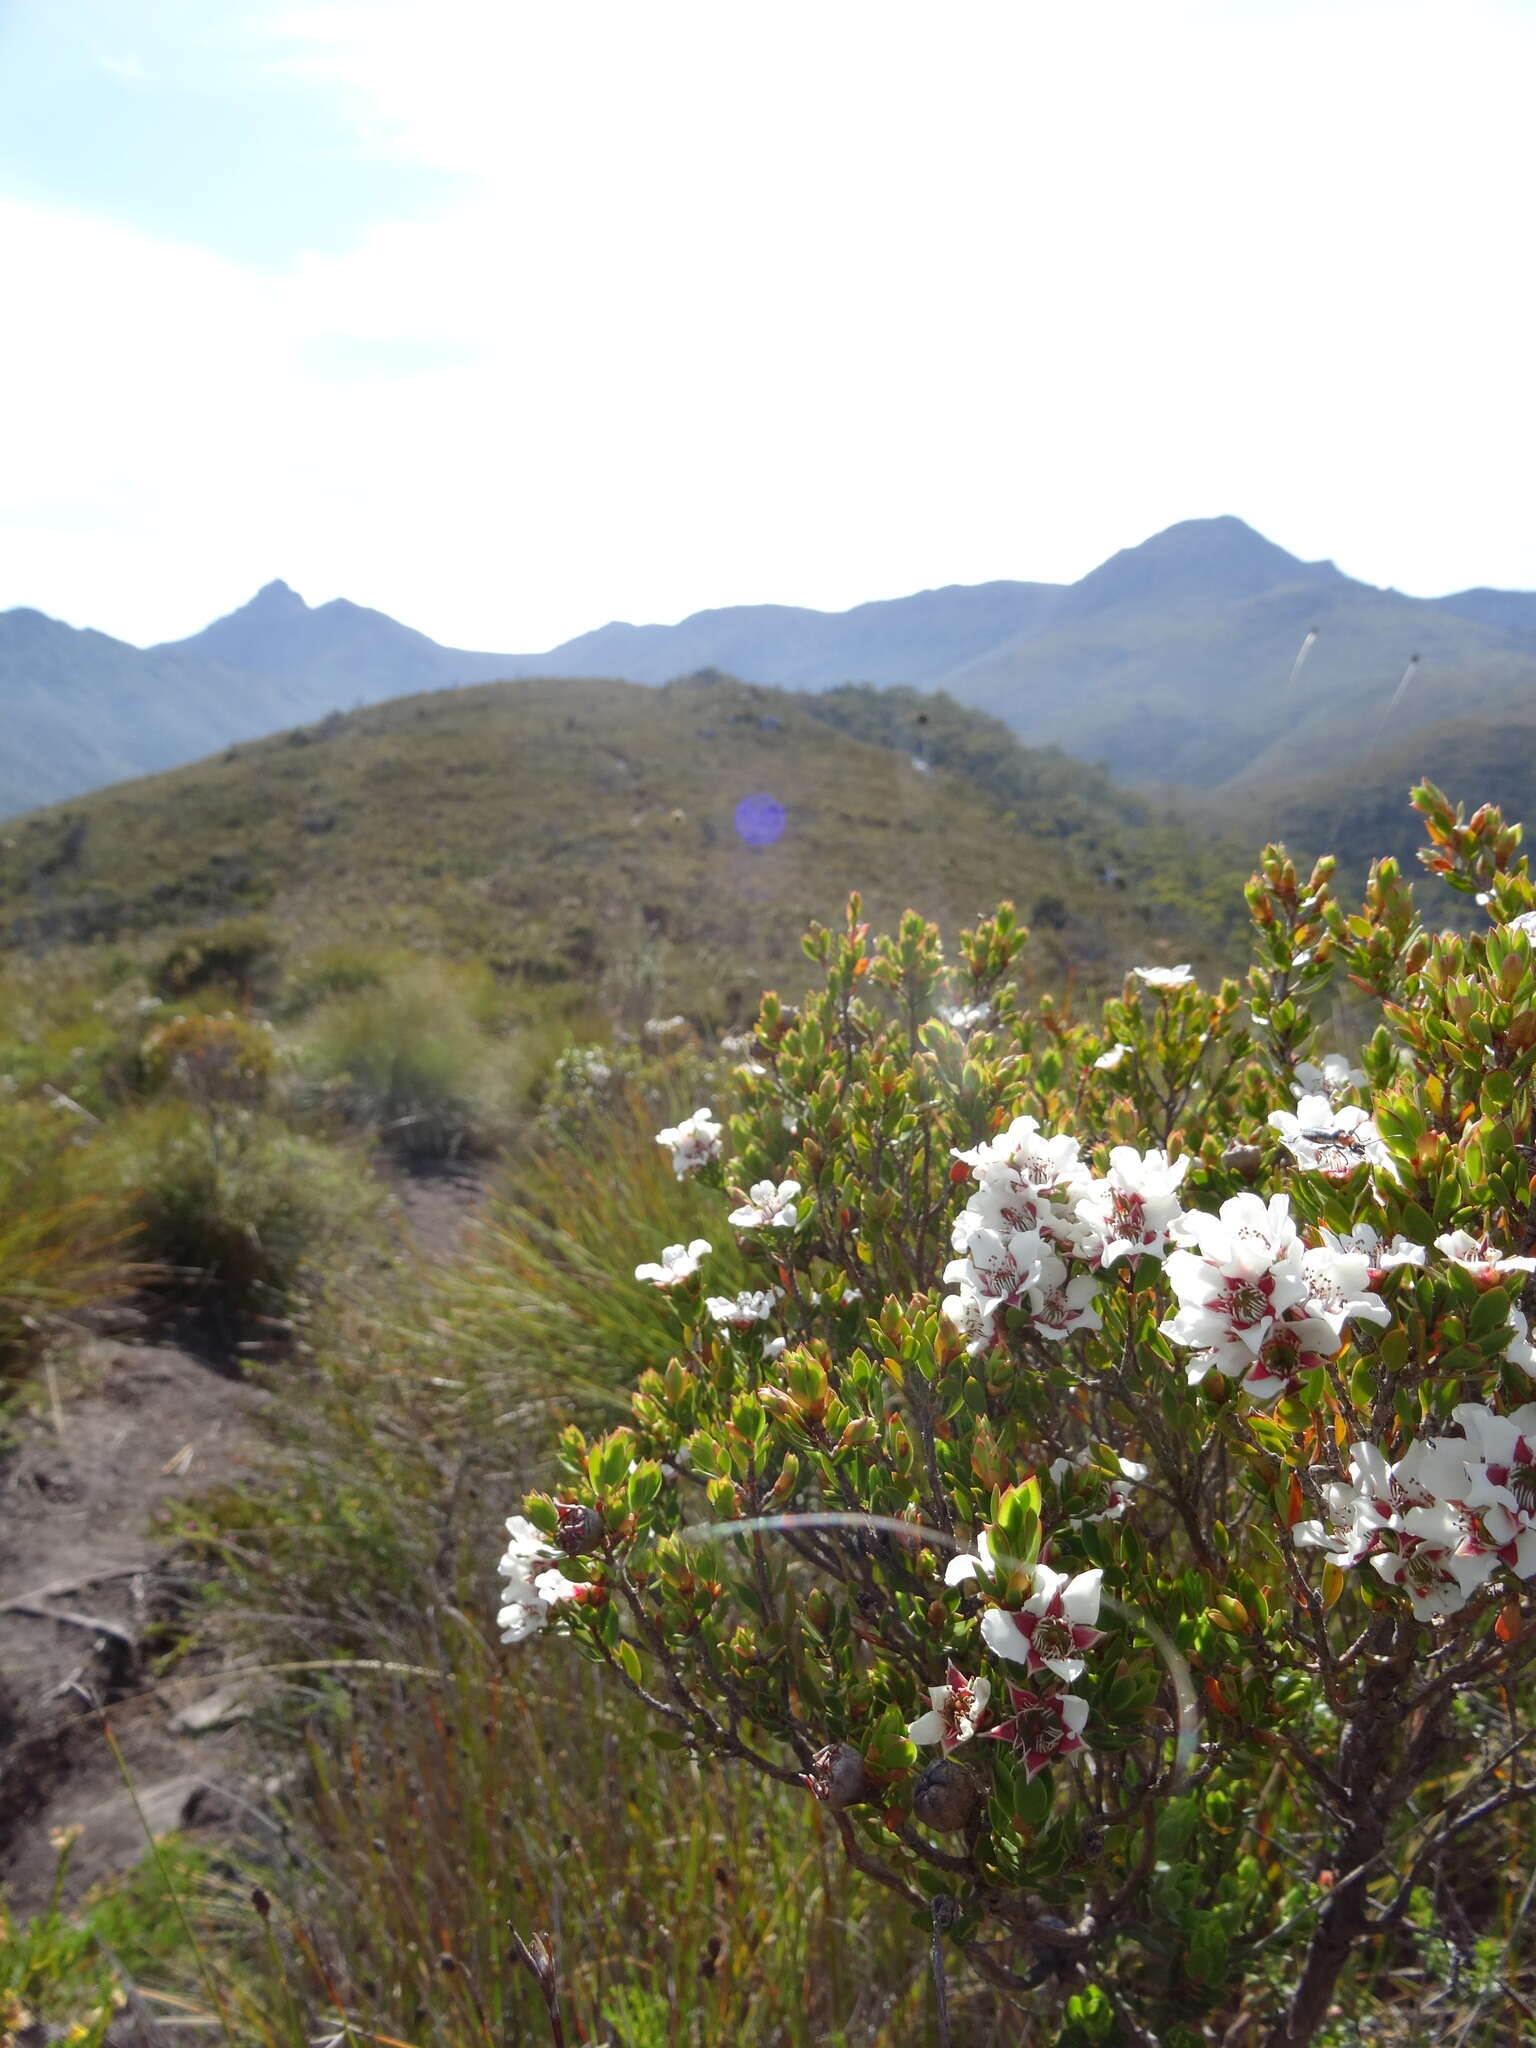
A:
[[500, 784, 1536, 2043]]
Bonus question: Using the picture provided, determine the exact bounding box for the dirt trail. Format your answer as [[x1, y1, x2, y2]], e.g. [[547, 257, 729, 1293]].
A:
[[0, 1338, 267, 1914], [0, 1161, 487, 1918]]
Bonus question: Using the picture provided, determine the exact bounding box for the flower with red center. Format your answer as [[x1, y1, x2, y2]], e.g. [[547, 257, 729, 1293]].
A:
[[982, 1682, 1090, 1779], [980, 1561, 1104, 1680], [907, 1663, 993, 1751]]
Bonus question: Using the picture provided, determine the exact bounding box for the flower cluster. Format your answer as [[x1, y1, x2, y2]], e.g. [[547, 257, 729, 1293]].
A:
[[1292, 1406, 1536, 1619], [1162, 1193, 1387, 1400], [496, 1515, 585, 1643], [942, 1119, 1186, 1355]]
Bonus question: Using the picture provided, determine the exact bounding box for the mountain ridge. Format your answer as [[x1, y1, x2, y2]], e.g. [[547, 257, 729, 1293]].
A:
[[5, 515, 1536, 815]]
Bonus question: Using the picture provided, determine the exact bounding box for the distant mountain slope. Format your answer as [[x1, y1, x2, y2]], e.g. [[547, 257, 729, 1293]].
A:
[[0, 676, 1225, 1006], [1209, 707, 1536, 889], [534, 580, 1065, 688], [0, 608, 321, 818], [940, 556, 1536, 787]]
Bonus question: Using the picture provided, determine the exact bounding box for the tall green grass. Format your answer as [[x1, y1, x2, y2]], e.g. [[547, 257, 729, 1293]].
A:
[[296, 960, 522, 1158], [0, 1099, 132, 1370], [108, 1100, 385, 1336], [242, 1621, 985, 2046]]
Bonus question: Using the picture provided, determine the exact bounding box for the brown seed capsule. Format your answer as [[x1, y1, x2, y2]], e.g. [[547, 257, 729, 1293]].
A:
[[1222, 1142, 1263, 1179], [802, 1741, 871, 1810], [912, 1757, 981, 1832], [554, 1502, 603, 1555]]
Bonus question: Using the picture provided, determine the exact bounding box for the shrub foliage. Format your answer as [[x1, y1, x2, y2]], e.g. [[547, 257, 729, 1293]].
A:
[[512, 783, 1536, 2044]]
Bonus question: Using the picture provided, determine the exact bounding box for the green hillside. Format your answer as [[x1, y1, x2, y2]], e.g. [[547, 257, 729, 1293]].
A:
[[1214, 706, 1536, 885], [0, 673, 1232, 1013]]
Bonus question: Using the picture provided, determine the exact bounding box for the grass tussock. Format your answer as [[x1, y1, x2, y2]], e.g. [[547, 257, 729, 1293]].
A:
[[0, 1098, 132, 1370], [296, 959, 522, 1158], [246, 1623, 990, 2047], [108, 1100, 386, 1336]]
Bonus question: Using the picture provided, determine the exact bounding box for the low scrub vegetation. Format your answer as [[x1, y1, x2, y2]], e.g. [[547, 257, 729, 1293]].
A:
[[14, 781, 1536, 2045]]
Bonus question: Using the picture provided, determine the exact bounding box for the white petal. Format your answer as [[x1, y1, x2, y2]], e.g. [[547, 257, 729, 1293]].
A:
[[1058, 1693, 1090, 1735], [1043, 1652, 1087, 1684], [1027, 1562, 1066, 1612], [944, 1552, 980, 1586], [907, 1710, 945, 1746], [980, 1607, 1031, 1664], [1061, 1568, 1103, 1624]]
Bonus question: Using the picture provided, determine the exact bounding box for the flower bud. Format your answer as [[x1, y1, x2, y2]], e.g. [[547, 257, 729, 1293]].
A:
[[912, 1758, 981, 1833], [802, 1742, 871, 1810], [555, 1503, 604, 1555]]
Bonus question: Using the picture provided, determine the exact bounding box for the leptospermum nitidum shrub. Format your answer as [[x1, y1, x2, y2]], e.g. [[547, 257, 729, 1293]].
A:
[[505, 784, 1536, 2047]]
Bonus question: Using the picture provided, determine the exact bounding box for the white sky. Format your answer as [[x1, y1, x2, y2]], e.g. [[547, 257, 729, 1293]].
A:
[[0, 0, 1532, 651]]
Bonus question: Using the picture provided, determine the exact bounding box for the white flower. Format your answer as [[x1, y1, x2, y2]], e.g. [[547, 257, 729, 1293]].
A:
[[705, 1286, 782, 1328], [1270, 1095, 1398, 1179], [1435, 1230, 1536, 1280], [643, 1014, 688, 1039], [761, 1335, 787, 1361], [1024, 1259, 1103, 1342], [497, 1515, 586, 1645], [953, 1115, 1084, 1193], [1504, 911, 1536, 943], [945, 1225, 1049, 1321], [655, 1107, 723, 1178], [980, 1563, 1104, 1682], [1132, 964, 1194, 990], [1293, 1438, 1496, 1618], [719, 1030, 758, 1056], [1294, 1443, 1412, 1566], [1300, 1245, 1393, 1337], [1448, 1402, 1536, 1578], [1163, 1192, 1306, 1348], [940, 1279, 994, 1357], [635, 1238, 712, 1288], [727, 1179, 802, 1229], [1292, 1054, 1366, 1104], [1507, 1304, 1536, 1376], [1320, 1224, 1426, 1272], [907, 1664, 992, 1751], [1071, 1146, 1189, 1268], [1093, 1042, 1132, 1071], [1371, 1505, 1497, 1620], [939, 1001, 993, 1033]]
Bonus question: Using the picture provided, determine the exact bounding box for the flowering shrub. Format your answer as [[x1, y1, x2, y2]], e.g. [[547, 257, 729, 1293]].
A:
[[140, 1009, 277, 1109], [507, 784, 1536, 2044]]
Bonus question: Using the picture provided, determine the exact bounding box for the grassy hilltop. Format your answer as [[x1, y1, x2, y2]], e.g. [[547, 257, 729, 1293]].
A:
[[0, 672, 1240, 1011]]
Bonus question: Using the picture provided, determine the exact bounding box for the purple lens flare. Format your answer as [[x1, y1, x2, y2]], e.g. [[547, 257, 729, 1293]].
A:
[[734, 793, 786, 847]]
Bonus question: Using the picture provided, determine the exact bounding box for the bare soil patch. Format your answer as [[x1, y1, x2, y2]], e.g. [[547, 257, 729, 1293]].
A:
[[0, 1341, 266, 1914]]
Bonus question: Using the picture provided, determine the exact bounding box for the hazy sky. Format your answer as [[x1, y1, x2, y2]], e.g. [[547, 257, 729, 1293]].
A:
[[1, 0, 1531, 651]]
